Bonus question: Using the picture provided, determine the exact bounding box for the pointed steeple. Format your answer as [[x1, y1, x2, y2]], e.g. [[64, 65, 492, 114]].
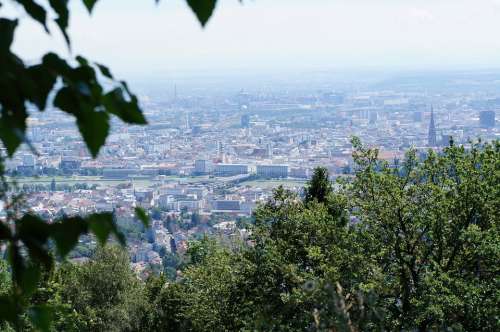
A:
[[428, 106, 437, 147]]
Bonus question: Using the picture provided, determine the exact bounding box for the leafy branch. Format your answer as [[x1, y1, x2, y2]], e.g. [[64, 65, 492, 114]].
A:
[[0, 0, 222, 329]]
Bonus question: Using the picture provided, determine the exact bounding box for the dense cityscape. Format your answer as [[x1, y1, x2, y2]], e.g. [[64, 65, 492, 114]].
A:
[[1, 70, 498, 278]]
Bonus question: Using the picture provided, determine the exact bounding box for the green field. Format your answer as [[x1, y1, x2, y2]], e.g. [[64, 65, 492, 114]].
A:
[[10, 175, 225, 188], [9, 176, 307, 190]]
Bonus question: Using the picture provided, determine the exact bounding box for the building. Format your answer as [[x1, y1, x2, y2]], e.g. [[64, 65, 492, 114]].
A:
[[241, 114, 251, 128], [289, 167, 310, 179], [266, 143, 273, 158], [217, 141, 223, 159], [213, 200, 240, 211], [413, 111, 423, 122], [103, 168, 139, 179], [256, 164, 288, 178], [194, 159, 212, 175], [479, 111, 495, 128], [428, 107, 437, 147], [213, 164, 248, 177], [135, 189, 154, 207], [60, 158, 81, 174], [22, 154, 35, 167]]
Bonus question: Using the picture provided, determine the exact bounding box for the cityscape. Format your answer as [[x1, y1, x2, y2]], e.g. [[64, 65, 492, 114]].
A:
[[1, 69, 498, 277], [1, 0, 499, 329]]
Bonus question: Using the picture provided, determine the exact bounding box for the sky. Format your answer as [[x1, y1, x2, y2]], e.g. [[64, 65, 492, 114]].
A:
[[8, 0, 500, 78]]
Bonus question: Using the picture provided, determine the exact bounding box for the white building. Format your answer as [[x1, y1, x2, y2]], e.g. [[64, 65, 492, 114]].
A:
[[213, 163, 249, 176], [256, 164, 288, 178]]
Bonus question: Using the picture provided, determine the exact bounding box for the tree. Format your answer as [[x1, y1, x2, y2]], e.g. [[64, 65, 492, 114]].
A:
[[191, 212, 201, 227], [344, 137, 500, 330], [50, 178, 56, 192], [141, 275, 189, 331], [141, 138, 498, 331], [304, 167, 333, 204], [0, 0, 222, 328], [51, 246, 149, 332]]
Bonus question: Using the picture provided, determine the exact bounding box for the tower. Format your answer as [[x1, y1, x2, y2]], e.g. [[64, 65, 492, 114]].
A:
[[241, 114, 250, 128], [266, 143, 272, 158], [185, 112, 191, 130], [428, 106, 437, 147], [217, 141, 223, 160]]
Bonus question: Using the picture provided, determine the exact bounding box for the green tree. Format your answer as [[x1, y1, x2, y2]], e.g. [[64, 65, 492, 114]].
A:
[[304, 166, 333, 204], [50, 178, 56, 192], [51, 246, 148, 332], [146, 139, 499, 331], [343, 137, 500, 330], [141, 275, 189, 331], [191, 212, 201, 227]]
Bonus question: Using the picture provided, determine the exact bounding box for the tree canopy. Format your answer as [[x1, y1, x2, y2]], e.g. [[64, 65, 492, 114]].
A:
[[3, 138, 497, 331]]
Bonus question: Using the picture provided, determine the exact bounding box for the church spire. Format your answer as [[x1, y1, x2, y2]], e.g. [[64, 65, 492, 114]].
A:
[[428, 106, 437, 147]]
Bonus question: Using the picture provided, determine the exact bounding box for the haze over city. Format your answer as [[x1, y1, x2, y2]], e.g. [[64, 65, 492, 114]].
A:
[[10, 0, 500, 78]]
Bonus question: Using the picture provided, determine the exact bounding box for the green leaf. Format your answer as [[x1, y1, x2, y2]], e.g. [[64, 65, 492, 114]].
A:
[[16, 214, 53, 267], [82, 0, 98, 13], [27, 64, 57, 110], [75, 55, 89, 66], [135, 207, 150, 227], [17, 214, 51, 246], [15, 0, 48, 31], [88, 213, 113, 245], [0, 98, 29, 155], [51, 216, 89, 257], [8, 242, 43, 296], [103, 88, 147, 125], [54, 87, 110, 157], [0, 222, 11, 240], [186, 0, 217, 27], [48, 0, 70, 46], [53, 87, 79, 113], [28, 305, 54, 332], [96, 63, 113, 79], [0, 295, 17, 324], [19, 263, 41, 296], [76, 109, 110, 157], [88, 213, 125, 246], [42, 52, 70, 75], [0, 18, 17, 52]]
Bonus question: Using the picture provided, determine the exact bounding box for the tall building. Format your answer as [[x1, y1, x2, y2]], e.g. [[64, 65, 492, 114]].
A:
[[216, 141, 224, 160], [428, 107, 437, 147], [240, 114, 250, 128], [479, 111, 495, 128], [266, 143, 273, 158], [185, 112, 191, 130]]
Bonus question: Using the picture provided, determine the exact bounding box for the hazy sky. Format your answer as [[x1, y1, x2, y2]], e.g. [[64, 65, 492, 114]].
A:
[[9, 0, 500, 77]]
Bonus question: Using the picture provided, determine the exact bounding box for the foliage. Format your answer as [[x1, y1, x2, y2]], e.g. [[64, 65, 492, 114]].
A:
[[343, 137, 500, 330], [53, 246, 148, 331], [304, 166, 333, 204], [8, 138, 498, 331], [0, 0, 222, 329], [137, 139, 498, 331]]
